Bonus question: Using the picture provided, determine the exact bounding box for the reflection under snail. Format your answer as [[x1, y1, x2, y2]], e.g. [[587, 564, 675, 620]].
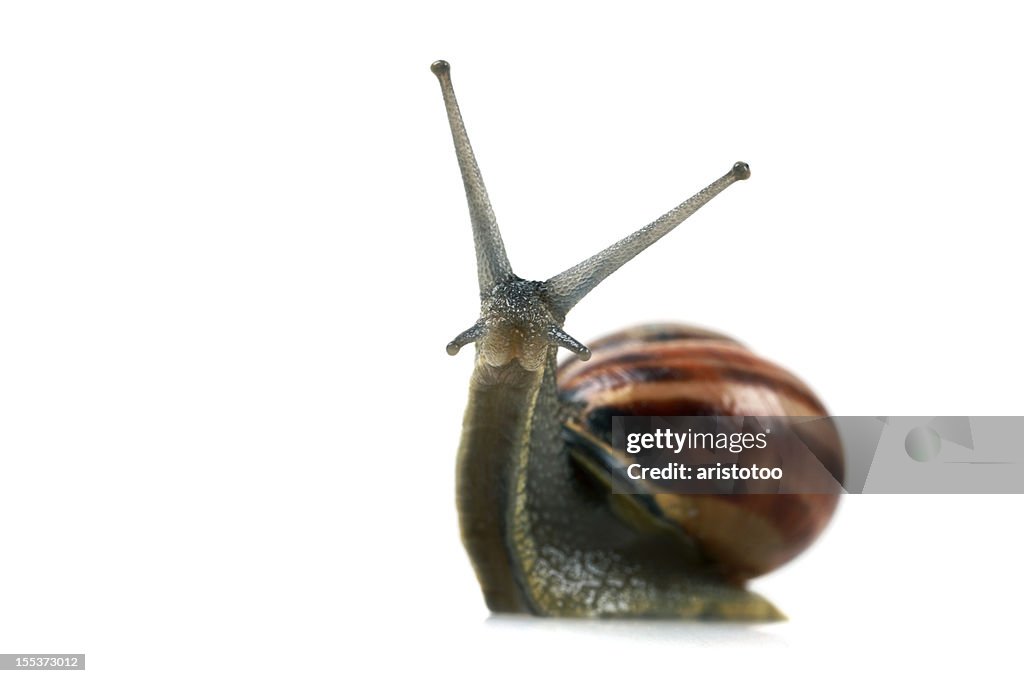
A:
[[433, 59, 844, 619]]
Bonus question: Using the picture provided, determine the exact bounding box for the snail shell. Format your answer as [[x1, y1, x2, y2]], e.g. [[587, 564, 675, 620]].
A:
[[557, 323, 844, 580]]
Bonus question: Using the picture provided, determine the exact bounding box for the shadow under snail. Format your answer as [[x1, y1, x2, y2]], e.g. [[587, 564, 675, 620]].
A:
[[433, 60, 843, 619]]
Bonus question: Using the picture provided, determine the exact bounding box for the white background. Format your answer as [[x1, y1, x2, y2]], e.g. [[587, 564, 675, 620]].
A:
[[1, 1, 1022, 681]]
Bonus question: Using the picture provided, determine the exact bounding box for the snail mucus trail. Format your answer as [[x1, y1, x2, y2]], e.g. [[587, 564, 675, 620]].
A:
[[433, 59, 840, 619]]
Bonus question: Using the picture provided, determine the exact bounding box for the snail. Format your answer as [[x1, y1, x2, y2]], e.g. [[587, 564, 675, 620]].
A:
[[433, 60, 843, 619]]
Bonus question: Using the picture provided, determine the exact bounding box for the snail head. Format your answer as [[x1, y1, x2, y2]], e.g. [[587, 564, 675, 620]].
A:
[[433, 60, 749, 372]]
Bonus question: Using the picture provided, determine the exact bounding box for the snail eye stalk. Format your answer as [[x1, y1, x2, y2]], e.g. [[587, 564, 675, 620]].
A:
[[543, 162, 751, 318], [431, 60, 512, 296]]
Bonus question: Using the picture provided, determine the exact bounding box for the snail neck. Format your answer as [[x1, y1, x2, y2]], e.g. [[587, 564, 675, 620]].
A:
[[455, 354, 555, 613]]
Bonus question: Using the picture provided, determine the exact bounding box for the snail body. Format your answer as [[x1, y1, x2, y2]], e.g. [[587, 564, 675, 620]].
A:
[[433, 61, 842, 619]]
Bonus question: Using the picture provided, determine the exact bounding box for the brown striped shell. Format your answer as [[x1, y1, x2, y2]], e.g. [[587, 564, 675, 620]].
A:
[[557, 323, 843, 580]]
